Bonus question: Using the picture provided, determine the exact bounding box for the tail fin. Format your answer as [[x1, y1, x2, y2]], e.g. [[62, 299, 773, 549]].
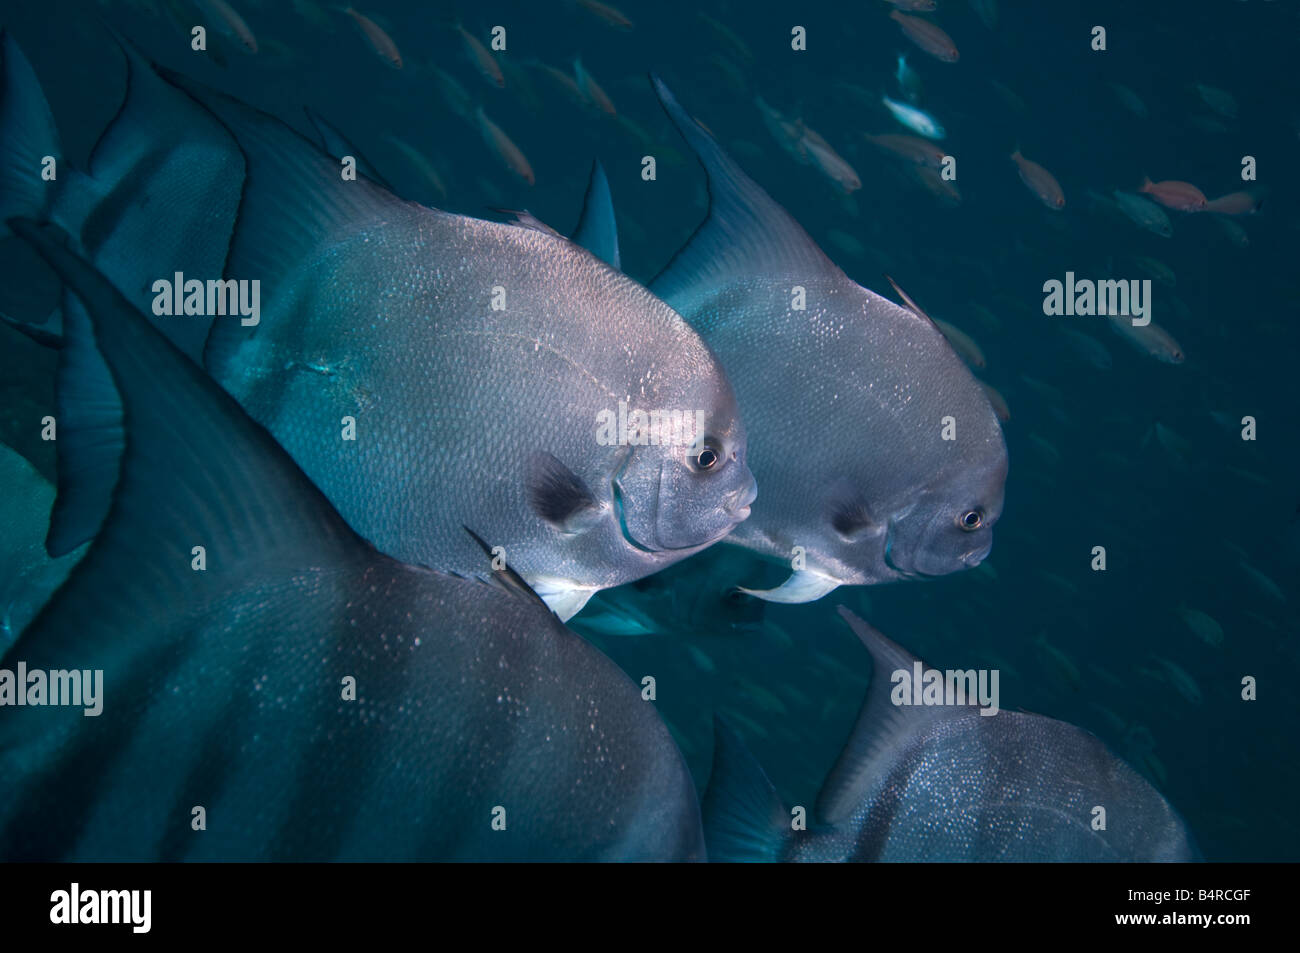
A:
[[0, 31, 62, 234], [701, 717, 788, 862]]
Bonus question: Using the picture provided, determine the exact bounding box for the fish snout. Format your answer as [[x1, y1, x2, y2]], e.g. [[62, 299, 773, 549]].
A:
[[725, 474, 758, 520]]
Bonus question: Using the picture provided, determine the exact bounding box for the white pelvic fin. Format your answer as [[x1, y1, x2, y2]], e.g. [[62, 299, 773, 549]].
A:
[[738, 570, 841, 604], [525, 575, 600, 622]]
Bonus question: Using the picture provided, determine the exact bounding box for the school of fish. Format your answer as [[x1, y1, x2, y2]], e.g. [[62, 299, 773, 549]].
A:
[[4, 0, 1277, 863]]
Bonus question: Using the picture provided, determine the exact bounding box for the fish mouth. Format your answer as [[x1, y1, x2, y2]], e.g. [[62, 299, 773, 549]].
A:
[[725, 476, 758, 522]]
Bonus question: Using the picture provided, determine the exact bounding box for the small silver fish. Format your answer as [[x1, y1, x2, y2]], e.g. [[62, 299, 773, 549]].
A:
[[882, 93, 945, 139], [1112, 190, 1173, 237], [1107, 315, 1185, 364]]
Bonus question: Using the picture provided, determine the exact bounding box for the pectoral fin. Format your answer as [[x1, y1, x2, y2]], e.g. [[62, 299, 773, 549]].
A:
[[525, 451, 606, 536], [824, 481, 880, 541], [737, 570, 841, 604]]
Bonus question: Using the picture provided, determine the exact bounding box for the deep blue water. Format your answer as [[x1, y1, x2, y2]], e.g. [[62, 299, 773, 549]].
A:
[[1, 0, 1296, 861]]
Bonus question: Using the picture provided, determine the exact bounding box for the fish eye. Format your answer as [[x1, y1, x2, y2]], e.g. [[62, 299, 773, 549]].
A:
[[958, 509, 983, 531], [690, 442, 721, 471]]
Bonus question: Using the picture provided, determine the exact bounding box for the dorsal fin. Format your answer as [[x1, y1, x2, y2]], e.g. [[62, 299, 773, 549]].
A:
[[815, 607, 950, 825], [571, 159, 620, 270], [153, 69, 414, 379], [648, 75, 840, 309], [493, 207, 563, 238], [303, 107, 393, 190], [10, 218, 363, 642], [883, 274, 942, 331]]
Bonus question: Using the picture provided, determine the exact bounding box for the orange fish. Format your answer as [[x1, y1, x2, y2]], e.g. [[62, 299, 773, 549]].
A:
[[912, 164, 961, 205], [1204, 190, 1260, 215], [890, 11, 958, 62], [455, 23, 504, 88], [344, 7, 402, 69], [1139, 177, 1207, 212], [198, 0, 258, 53], [476, 107, 534, 185], [863, 133, 946, 169], [979, 382, 1011, 422], [791, 122, 861, 193], [577, 0, 634, 31], [574, 58, 616, 115], [532, 60, 590, 108], [1011, 149, 1065, 209]]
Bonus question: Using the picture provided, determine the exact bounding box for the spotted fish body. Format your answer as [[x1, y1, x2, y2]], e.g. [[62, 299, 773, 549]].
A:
[[650, 78, 1006, 603], [174, 78, 753, 621], [0, 224, 705, 861], [791, 714, 1196, 861], [703, 609, 1199, 862]]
